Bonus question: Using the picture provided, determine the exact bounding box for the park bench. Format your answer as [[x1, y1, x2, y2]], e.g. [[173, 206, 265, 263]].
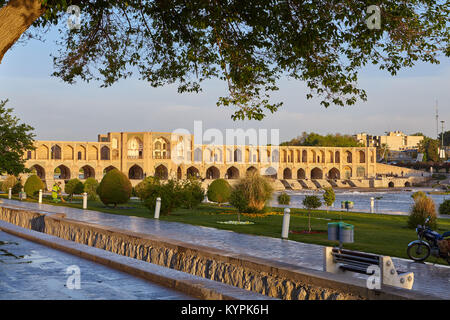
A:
[[323, 247, 414, 290]]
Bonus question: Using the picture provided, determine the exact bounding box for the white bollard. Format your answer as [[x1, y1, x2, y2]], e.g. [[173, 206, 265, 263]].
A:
[[82, 192, 87, 209], [8, 188, 12, 200], [281, 208, 291, 239], [39, 189, 43, 204], [154, 197, 161, 219], [370, 197, 375, 213]]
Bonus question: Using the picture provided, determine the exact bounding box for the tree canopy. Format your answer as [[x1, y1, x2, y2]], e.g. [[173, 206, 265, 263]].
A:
[[281, 132, 363, 147], [418, 136, 440, 162], [0, 100, 35, 175], [0, 0, 449, 120]]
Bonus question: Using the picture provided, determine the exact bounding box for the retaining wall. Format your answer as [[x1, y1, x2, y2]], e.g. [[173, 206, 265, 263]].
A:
[[0, 204, 434, 300]]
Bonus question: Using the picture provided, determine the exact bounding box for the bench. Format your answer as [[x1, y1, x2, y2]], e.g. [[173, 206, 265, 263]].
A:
[[324, 247, 414, 290]]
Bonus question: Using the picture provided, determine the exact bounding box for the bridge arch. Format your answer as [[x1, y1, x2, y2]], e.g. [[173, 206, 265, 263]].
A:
[[154, 164, 168, 180], [206, 166, 220, 179], [297, 168, 306, 179], [30, 164, 46, 180], [328, 168, 340, 179], [283, 168, 292, 179], [54, 165, 70, 180], [226, 166, 240, 179], [80, 165, 95, 179], [311, 167, 323, 179], [129, 164, 144, 180]]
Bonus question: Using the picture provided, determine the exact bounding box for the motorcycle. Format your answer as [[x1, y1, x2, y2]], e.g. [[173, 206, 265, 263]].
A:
[[407, 216, 450, 264]]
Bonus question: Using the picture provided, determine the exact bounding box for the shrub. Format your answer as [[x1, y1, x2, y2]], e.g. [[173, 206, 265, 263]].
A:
[[1, 175, 17, 192], [65, 178, 84, 201], [180, 178, 204, 209], [229, 172, 273, 213], [439, 199, 450, 215], [277, 192, 290, 205], [84, 178, 99, 201], [303, 195, 322, 232], [97, 169, 132, 207], [24, 175, 45, 197], [142, 179, 181, 215], [207, 179, 231, 205], [411, 191, 427, 202], [134, 176, 159, 201], [11, 180, 23, 195], [407, 196, 437, 229], [323, 187, 335, 211]]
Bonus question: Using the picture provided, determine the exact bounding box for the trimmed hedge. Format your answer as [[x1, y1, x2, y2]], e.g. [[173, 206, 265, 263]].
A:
[[207, 179, 231, 204], [97, 169, 132, 207], [24, 175, 45, 197]]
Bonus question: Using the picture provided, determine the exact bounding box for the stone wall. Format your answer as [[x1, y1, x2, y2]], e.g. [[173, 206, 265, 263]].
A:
[[0, 205, 428, 300]]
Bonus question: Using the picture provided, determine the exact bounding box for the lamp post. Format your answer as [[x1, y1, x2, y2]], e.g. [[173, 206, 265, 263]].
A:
[[441, 120, 445, 159]]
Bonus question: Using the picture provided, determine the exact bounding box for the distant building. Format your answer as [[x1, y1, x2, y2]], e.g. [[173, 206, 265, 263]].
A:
[[354, 131, 424, 151]]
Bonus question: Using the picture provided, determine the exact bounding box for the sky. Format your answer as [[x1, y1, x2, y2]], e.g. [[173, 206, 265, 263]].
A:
[[0, 24, 449, 143]]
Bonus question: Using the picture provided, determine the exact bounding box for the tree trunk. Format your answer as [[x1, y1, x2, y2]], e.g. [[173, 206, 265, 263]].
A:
[[0, 0, 44, 63]]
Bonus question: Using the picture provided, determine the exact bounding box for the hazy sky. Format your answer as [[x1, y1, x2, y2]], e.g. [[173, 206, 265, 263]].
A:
[[0, 25, 449, 143]]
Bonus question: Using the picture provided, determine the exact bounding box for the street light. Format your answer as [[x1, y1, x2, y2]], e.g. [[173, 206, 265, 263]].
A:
[[441, 120, 445, 159]]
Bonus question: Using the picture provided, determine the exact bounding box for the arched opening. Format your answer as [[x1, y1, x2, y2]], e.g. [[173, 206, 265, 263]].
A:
[[328, 151, 334, 163], [54, 165, 70, 180], [79, 165, 95, 179], [187, 166, 200, 178], [153, 137, 170, 159], [128, 137, 144, 159], [388, 181, 395, 188], [154, 165, 168, 180], [177, 167, 182, 180], [51, 145, 62, 160], [263, 167, 277, 179], [343, 166, 352, 179], [405, 181, 411, 187], [310, 167, 323, 179], [328, 168, 340, 179], [359, 150, 365, 163], [271, 149, 279, 162], [297, 168, 306, 179], [206, 166, 220, 179], [302, 150, 307, 162], [283, 168, 292, 179], [30, 165, 45, 180], [194, 147, 202, 162], [103, 166, 117, 175], [335, 151, 340, 163], [234, 149, 242, 162], [356, 166, 366, 177], [129, 165, 144, 180], [246, 166, 257, 175], [345, 151, 352, 163], [100, 146, 110, 160], [226, 166, 240, 179]]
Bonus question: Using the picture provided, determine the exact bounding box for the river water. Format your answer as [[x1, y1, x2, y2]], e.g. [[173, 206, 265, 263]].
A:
[[270, 188, 450, 216]]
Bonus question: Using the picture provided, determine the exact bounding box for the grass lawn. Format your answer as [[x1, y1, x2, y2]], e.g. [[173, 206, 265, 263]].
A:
[[1, 193, 449, 264]]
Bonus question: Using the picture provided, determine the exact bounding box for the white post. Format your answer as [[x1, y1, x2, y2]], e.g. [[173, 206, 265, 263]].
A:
[[370, 197, 375, 213], [82, 192, 87, 209], [154, 197, 161, 219], [39, 189, 43, 204], [8, 188, 12, 200], [281, 208, 291, 239]]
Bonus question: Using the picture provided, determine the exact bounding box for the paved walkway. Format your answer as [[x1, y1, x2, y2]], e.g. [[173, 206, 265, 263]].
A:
[[0, 230, 192, 300], [2, 199, 449, 299]]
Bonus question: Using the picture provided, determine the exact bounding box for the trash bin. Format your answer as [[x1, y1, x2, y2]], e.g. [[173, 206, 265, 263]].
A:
[[328, 222, 339, 241], [339, 223, 354, 243]]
